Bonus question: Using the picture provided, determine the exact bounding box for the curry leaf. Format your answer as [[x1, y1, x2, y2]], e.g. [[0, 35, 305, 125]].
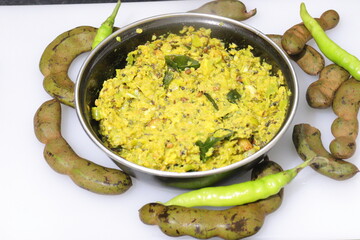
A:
[[227, 89, 241, 103], [204, 92, 219, 110], [165, 54, 200, 71], [163, 69, 174, 89], [196, 129, 236, 162]]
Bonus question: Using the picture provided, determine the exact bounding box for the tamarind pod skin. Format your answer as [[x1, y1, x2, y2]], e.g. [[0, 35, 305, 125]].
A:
[[44, 137, 132, 194], [330, 117, 358, 158], [291, 45, 325, 76], [39, 26, 97, 107], [70, 156, 132, 195], [35, 99, 132, 195], [44, 138, 77, 175], [330, 78, 360, 158], [330, 117, 358, 160], [306, 64, 350, 109], [332, 78, 360, 120], [267, 34, 324, 75], [40, 26, 97, 76], [43, 72, 75, 108], [292, 123, 358, 180], [281, 10, 339, 55], [34, 99, 62, 144], [329, 136, 356, 159], [139, 157, 284, 239], [188, 0, 256, 21], [139, 203, 264, 240], [331, 118, 359, 141]]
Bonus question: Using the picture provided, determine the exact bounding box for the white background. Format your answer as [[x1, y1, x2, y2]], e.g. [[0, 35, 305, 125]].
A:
[[1, 0, 360, 239]]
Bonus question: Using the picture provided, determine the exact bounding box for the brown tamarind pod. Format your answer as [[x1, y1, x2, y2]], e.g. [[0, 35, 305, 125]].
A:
[[306, 64, 350, 109], [330, 78, 360, 159], [34, 99, 62, 144], [267, 34, 325, 75], [139, 157, 284, 239], [189, 0, 257, 21], [34, 99, 132, 195], [292, 123, 358, 180], [39, 26, 98, 107], [281, 9, 339, 55]]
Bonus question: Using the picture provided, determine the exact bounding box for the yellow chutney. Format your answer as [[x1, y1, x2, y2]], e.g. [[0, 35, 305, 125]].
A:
[[92, 26, 291, 173]]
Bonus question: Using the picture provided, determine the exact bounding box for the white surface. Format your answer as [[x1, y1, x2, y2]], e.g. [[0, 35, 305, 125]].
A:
[[1, 0, 359, 239]]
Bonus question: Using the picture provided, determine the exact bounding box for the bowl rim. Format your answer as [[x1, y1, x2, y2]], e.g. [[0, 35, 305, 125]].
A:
[[75, 12, 299, 179]]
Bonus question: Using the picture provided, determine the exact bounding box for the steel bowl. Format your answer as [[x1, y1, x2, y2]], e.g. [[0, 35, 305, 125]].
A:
[[75, 13, 298, 189]]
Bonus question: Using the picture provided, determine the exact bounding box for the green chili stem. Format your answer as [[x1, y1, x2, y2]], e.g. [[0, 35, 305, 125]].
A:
[[163, 158, 314, 207], [92, 0, 121, 49], [300, 2, 360, 80]]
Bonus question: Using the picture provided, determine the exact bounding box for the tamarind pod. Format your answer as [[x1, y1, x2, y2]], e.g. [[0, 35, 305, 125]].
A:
[[329, 78, 360, 158], [34, 99, 62, 144], [139, 202, 264, 240], [267, 34, 324, 75], [291, 45, 325, 76], [44, 137, 77, 175], [292, 123, 358, 180], [330, 118, 358, 160], [43, 72, 75, 107], [188, 0, 256, 21], [306, 64, 350, 109], [44, 138, 132, 194], [332, 78, 360, 120], [281, 9, 339, 55], [39, 26, 97, 107], [70, 156, 132, 195], [139, 157, 284, 239], [35, 99, 132, 195], [40, 26, 97, 76], [331, 118, 358, 141], [329, 136, 356, 159]]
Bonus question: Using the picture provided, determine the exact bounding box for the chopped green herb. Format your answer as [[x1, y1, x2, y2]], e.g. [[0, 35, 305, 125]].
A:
[[227, 89, 241, 103], [221, 112, 233, 120], [165, 54, 200, 71], [196, 129, 235, 162], [163, 69, 174, 89], [204, 92, 219, 110]]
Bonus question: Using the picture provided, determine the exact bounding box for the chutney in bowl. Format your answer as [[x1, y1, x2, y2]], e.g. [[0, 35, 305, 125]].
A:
[[75, 13, 298, 188]]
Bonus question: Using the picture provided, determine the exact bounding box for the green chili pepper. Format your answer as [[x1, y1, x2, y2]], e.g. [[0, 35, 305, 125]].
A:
[[195, 129, 235, 163], [300, 2, 360, 80], [163, 157, 315, 207], [92, 0, 121, 49], [165, 54, 200, 71]]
